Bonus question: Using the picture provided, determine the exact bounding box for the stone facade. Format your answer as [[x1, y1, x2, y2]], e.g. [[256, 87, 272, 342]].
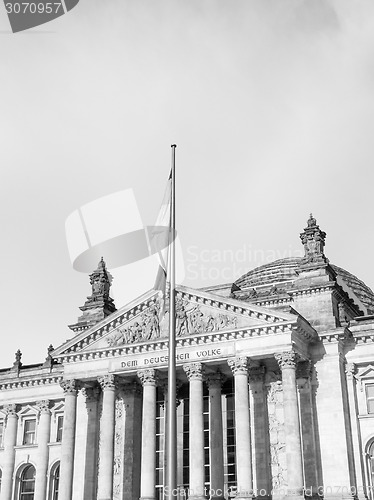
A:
[[1, 217, 374, 500]]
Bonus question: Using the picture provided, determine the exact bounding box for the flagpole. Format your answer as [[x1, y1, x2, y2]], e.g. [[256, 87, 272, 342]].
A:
[[166, 144, 177, 500]]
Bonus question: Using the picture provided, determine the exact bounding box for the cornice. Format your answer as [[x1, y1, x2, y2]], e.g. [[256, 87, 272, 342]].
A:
[[175, 287, 295, 323], [318, 327, 352, 344], [0, 375, 63, 391], [352, 332, 374, 345], [288, 283, 336, 297]]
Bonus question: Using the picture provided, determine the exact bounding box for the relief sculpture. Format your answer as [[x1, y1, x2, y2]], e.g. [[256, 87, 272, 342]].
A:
[[266, 377, 287, 494], [106, 298, 238, 347]]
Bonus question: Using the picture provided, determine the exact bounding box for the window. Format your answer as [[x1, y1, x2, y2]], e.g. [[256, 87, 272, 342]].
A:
[[23, 419, 36, 445], [56, 416, 63, 442], [155, 393, 165, 500], [222, 379, 237, 496], [0, 468, 2, 493], [51, 464, 60, 500], [0, 421, 4, 447], [367, 440, 374, 500], [19, 465, 35, 500], [366, 384, 374, 414]]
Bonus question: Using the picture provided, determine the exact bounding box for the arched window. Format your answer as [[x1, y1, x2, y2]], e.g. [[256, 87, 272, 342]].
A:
[[19, 465, 35, 500], [367, 440, 374, 500], [49, 462, 60, 500]]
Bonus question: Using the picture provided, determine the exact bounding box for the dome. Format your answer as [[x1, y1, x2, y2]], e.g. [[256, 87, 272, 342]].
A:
[[233, 257, 374, 314]]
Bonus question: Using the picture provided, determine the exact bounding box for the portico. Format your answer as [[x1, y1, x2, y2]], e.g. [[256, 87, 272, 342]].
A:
[[49, 283, 318, 500]]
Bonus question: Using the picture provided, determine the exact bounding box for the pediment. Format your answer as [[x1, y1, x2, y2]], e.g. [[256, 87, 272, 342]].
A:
[[357, 365, 374, 380], [53, 285, 297, 359]]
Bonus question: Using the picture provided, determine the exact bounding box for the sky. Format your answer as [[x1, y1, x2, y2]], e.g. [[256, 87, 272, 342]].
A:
[[1, 0, 374, 368]]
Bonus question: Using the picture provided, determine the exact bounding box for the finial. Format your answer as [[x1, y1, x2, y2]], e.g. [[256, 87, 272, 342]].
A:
[[15, 349, 22, 363], [98, 257, 106, 269], [307, 213, 317, 227], [299, 214, 327, 267], [47, 344, 54, 354], [11, 349, 22, 372]]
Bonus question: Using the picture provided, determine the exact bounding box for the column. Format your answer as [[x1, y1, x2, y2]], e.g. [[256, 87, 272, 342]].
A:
[[275, 351, 304, 500], [248, 366, 271, 499], [34, 400, 52, 500], [228, 356, 253, 500], [346, 363, 367, 500], [122, 382, 143, 500], [137, 368, 158, 500], [296, 362, 319, 499], [81, 386, 100, 500], [183, 362, 205, 500], [97, 374, 117, 500], [207, 372, 225, 500], [60, 379, 79, 500], [0, 404, 18, 500]]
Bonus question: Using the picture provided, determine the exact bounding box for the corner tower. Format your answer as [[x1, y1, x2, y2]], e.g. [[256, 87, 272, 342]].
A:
[[68, 257, 117, 333]]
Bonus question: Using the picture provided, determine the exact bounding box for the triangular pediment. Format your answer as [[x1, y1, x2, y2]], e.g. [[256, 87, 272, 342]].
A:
[[357, 364, 374, 380], [52, 285, 298, 359]]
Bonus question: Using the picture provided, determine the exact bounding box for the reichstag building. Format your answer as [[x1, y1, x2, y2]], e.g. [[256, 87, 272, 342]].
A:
[[1, 215, 374, 500]]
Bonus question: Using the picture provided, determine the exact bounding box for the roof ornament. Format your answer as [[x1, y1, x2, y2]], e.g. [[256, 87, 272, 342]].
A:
[[11, 348, 22, 373], [68, 257, 117, 332], [307, 213, 317, 227], [299, 214, 328, 268]]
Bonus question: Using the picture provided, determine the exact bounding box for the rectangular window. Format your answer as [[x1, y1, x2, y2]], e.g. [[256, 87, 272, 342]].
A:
[[56, 416, 64, 442], [155, 392, 165, 500], [366, 384, 374, 414], [0, 421, 4, 447], [23, 419, 36, 445]]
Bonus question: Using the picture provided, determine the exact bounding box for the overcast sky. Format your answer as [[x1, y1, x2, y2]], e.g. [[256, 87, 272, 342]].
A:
[[1, 0, 374, 368]]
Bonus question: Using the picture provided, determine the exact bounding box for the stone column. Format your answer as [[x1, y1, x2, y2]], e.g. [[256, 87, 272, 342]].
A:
[[296, 362, 319, 499], [228, 356, 253, 500], [0, 404, 18, 500], [137, 368, 158, 500], [346, 363, 367, 500], [275, 352, 304, 500], [207, 372, 225, 500], [183, 362, 206, 500], [97, 374, 117, 500], [59, 379, 79, 500], [81, 386, 100, 500], [249, 366, 271, 499], [34, 400, 52, 500], [122, 382, 143, 500]]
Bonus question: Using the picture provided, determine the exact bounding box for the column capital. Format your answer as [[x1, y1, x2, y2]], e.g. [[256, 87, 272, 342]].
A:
[[137, 368, 158, 386], [248, 366, 265, 384], [275, 351, 300, 370], [98, 374, 117, 390], [3, 403, 18, 417], [183, 362, 205, 381], [36, 399, 51, 415], [227, 356, 249, 375], [60, 379, 79, 395], [206, 371, 226, 389], [346, 362, 357, 380]]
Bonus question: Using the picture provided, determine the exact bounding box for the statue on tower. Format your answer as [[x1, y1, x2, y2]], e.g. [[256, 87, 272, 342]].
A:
[[299, 214, 328, 267], [68, 257, 117, 332]]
